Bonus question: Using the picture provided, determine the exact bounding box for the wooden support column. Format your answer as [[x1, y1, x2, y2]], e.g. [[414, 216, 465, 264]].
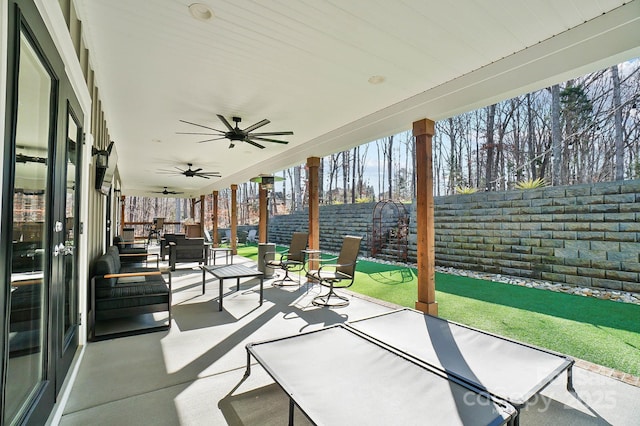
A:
[[259, 184, 268, 243], [414, 118, 438, 316], [231, 184, 238, 255], [307, 157, 320, 270], [199, 194, 205, 237], [212, 191, 219, 247]]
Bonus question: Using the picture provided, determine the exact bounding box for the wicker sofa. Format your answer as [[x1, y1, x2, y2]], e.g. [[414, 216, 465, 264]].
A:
[[89, 246, 171, 341]]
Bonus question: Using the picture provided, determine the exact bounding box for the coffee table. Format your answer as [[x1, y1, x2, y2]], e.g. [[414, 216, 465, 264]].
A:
[[200, 264, 263, 311]]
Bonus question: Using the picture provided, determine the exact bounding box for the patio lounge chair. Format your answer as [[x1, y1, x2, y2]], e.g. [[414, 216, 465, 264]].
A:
[[221, 230, 232, 245], [245, 229, 258, 244], [306, 235, 362, 307], [266, 231, 309, 286]]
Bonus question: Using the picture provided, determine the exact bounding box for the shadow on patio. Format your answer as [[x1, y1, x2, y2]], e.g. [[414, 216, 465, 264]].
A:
[[58, 255, 640, 425]]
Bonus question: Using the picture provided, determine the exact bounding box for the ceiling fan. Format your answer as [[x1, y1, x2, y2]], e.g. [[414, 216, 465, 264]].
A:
[[152, 187, 184, 195], [178, 114, 293, 149], [157, 163, 221, 179]]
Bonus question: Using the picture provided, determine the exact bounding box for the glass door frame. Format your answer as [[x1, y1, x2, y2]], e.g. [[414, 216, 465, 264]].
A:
[[2, 0, 83, 423], [54, 101, 82, 392]]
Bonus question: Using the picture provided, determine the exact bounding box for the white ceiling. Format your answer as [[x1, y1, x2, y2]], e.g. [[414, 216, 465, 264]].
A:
[[73, 0, 640, 198]]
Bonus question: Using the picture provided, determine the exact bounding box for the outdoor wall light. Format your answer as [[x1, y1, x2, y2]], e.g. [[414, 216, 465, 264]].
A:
[[91, 146, 109, 169], [93, 141, 115, 192]]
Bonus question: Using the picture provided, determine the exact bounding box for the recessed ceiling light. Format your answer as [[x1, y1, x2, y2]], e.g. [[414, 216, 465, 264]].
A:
[[368, 75, 386, 85], [189, 3, 214, 21]]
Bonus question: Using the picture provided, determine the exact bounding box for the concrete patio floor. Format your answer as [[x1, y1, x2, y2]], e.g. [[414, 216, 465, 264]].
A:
[[55, 255, 640, 425]]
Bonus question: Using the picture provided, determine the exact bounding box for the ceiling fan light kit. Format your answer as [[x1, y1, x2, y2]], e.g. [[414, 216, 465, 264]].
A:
[[178, 114, 293, 149]]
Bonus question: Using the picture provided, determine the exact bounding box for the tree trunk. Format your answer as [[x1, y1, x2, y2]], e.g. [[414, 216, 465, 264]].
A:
[[485, 104, 496, 191], [342, 150, 349, 204], [318, 158, 324, 204], [294, 165, 302, 211], [387, 134, 394, 199], [351, 147, 357, 203], [551, 84, 562, 185], [611, 65, 624, 181]]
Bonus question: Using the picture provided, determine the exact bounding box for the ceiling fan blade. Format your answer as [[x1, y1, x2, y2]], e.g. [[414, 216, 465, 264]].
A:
[[244, 139, 265, 149], [196, 137, 227, 143], [179, 119, 224, 133], [176, 131, 218, 135], [195, 174, 211, 179], [251, 136, 289, 144], [250, 131, 294, 136], [193, 168, 203, 173], [216, 114, 235, 132], [174, 166, 187, 172], [198, 172, 221, 177], [243, 119, 270, 133]]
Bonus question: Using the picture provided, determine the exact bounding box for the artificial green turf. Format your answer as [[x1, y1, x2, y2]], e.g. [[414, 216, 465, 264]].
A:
[[237, 246, 640, 376]]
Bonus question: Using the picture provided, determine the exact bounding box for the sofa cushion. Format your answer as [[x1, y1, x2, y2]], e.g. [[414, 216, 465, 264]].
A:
[[93, 255, 118, 297], [106, 246, 121, 272], [163, 233, 186, 244], [96, 282, 169, 311], [114, 236, 147, 264]]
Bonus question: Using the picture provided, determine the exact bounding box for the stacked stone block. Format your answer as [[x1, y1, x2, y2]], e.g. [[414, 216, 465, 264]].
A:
[[268, 203, 374, 255], [432, 180, 640, 293]]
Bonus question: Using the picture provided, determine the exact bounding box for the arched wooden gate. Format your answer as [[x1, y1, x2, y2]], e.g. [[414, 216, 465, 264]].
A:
[[370, 200, 409, 263]]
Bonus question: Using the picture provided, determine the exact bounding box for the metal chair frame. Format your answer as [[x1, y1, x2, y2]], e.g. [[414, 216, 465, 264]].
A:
[[266, 232, 309, 287], [306, 235, 362, 307]]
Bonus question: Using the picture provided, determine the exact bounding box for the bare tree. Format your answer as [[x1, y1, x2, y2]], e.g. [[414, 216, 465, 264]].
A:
[[294, 165, 302, 211], [551, 84, 562, 185], [485, 104, 496, 191], [342, 150, 349, 203], [611, 65, 624, 180]]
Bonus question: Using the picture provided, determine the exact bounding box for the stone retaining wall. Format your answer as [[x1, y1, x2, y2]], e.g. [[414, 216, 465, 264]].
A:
[[268, 203, 374, 255], [268, 180, 640, 293], [432, 180, 640, 293]]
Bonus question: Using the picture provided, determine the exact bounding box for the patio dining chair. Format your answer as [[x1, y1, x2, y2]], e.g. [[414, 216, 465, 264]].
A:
[[306, 235, 362, 307], [147, 217, 164, 246], [266, 232, 309, 286]]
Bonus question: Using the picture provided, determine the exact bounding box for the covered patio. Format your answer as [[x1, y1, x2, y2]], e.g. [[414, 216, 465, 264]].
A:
[[56, 254, 640, 425], [2, 0, 640, 424]]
